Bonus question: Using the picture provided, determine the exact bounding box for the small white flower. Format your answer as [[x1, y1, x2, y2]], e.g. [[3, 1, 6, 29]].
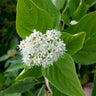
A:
[[70, 20, 78, 25], [73, 33, 78, 36], [19, 29, 66, 67]]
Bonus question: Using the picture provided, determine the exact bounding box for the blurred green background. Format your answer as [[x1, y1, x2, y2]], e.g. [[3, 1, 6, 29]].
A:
[[0, 1, 45, 96], [0, 0, 19, 92]]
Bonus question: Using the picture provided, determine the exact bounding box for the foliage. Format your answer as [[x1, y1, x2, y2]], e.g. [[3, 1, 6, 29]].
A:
[[0, 0, 96, 96]]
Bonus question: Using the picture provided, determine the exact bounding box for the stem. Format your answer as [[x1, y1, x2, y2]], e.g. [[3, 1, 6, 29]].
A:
[[45, 77, 52, 94]]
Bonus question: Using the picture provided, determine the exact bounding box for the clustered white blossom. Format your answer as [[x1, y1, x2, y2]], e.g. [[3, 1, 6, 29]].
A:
[[19, 29, 66, 67]]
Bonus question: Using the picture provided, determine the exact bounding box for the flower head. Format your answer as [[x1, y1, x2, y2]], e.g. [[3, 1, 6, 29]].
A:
[[19, 29, 66, 67]]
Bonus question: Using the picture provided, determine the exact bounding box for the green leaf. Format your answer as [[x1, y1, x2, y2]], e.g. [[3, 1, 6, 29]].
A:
[[69, 0, 80, 16], [31, 0, 60, 29], [73, 0, 88, 20], [61, 14, 71, 26], [66, 11, 96, 65], [0, 73, 5, 84], [16, 66, 42, 81], [66, 0, 88, 20], [92, 72, 96, 96], [51, 0, 65, 10], [62, 1, 70, 16], [23, 90, 34, 96], [34, 89, 41, 96], [37, 85, 45, 96], [42, 53, 85, 96], [0, 55, 8, 62], [16, 0, 53, 39], [10, 38, 18, 49], [61, 32, 86, 55], [5, 63, 24, 72], [1, 81, 37, 94], [4, 93, 21, 96], [86, 0, 96, 7], [49, 83, 67, 96]]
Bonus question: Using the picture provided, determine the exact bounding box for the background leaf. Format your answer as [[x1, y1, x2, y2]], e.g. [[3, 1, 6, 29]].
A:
[[0, 55, 8, 62], [63, 0, 88, 20], [1, 81, 37, 94], [42, 53, 85, 96], [92, 72, 96, 96], [61, 14, 71, 26], [0, 73, 5, 84], [10, 38, 18, 50], [37, 85, 45, 96], [68, 0, 80, 16], [86, 0, 96, 7], [72, 0, 88, 20], [4, 93, 21, 96], [5, 63, 24, 72], [66, 11, 96, 65]]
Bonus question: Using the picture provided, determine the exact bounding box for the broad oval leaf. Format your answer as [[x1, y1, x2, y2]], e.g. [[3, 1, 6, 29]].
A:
[[61, 32, 86, 55], [66, 11, 96, 65], [16, 0, 53, 39], [49, 83, 68, 96], [51, 0, 65, 10], [31, 0, 60, 29], [16, 66, 42, 81], [42, 53, 85, 96]]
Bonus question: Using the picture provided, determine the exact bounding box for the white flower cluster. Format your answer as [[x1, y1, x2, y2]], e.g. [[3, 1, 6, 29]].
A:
[[19, 29, 66, 67]]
